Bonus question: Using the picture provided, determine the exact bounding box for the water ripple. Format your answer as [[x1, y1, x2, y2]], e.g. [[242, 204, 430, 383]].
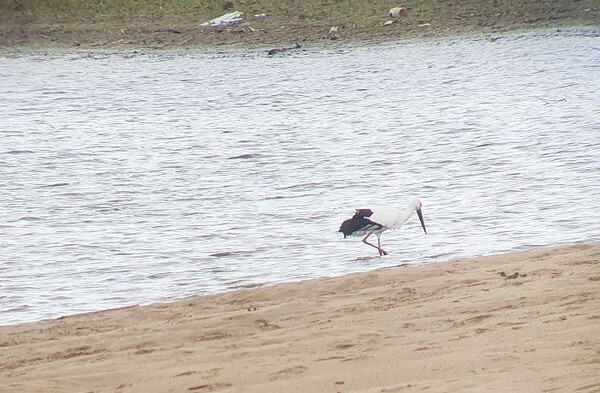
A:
[[1, 29, 599, 325]]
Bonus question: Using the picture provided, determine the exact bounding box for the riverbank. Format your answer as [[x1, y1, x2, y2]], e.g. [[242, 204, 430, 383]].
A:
[[1, 0, 598, 49], [1, 243, 599, 392]]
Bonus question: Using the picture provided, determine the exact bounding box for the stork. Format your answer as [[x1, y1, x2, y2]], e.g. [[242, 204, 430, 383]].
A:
[[339, 198, 427, 256]]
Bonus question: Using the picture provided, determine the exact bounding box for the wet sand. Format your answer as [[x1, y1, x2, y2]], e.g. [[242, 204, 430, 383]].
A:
[[2, 243, 599, 392]]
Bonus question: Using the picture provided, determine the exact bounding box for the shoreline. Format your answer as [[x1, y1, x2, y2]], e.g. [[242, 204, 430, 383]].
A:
[[0, 26, 597, 63], [2, 23, 597, 53], [2, 243, 599, 392], [1, 240, 591, 328]]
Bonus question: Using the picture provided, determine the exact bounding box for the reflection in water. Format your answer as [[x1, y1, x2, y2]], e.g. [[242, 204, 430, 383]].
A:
[[0, 29, 599, 325]]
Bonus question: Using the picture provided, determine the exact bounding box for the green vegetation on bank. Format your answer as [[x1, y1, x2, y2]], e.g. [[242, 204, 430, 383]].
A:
[[1, 0, 598, 48]]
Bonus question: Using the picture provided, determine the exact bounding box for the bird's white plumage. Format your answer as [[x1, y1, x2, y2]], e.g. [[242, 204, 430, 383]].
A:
[[369, 199, 422, 230], [367, 206, 402, 229]]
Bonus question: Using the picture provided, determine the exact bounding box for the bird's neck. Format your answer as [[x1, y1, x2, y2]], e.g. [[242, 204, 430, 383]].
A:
[[400, 204, 416, 222], [391, 204, 417, 229]]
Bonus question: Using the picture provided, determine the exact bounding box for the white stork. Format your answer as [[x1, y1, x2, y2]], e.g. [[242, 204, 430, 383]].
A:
[[339, 198, 427, 256]]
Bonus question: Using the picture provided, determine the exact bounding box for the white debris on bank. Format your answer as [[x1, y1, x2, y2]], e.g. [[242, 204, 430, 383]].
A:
[[389, 7, 408, 18], [200, 11, 244, 28]]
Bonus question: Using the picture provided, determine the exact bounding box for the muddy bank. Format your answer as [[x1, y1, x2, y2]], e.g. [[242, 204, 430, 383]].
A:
[[1, 0, 598, 49]]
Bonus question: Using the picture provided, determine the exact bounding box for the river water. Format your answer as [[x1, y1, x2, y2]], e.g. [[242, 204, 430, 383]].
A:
[[1, 28, 599, 326]]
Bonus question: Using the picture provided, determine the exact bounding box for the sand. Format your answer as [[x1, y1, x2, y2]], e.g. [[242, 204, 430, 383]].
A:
[[1, 243, 599, 392]]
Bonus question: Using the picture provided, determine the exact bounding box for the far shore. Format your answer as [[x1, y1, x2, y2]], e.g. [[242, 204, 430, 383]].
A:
[[1, 0, 598, 50]]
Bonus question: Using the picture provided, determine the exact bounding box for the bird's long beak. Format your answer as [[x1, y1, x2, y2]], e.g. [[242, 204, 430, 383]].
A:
[[417, 208, 427, 234]]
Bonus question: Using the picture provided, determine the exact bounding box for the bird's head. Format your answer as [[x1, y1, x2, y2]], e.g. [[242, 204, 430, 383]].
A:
[[412, 198, 422, 210]]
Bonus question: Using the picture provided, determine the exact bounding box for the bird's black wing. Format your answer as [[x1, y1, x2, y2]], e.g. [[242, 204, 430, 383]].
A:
[[339, 209, 382, 238], [352, 209, 374, 219]]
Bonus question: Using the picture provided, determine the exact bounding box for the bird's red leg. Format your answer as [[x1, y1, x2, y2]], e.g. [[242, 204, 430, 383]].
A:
[[377, 237, 388, 256], [362, 234, 379, 250], [362, 234, 387, 256]]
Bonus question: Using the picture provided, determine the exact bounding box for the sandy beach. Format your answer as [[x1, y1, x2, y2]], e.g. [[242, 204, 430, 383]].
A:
[[1, 243, 599, 392]]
